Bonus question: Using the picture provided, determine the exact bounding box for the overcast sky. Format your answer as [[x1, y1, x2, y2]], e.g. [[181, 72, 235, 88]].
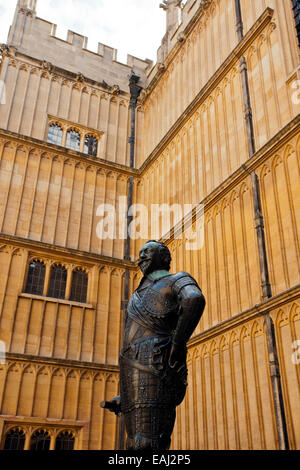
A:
[[0, 0, 167, 63]]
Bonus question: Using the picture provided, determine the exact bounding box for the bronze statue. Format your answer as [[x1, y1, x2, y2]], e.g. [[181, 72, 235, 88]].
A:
[[101, 240, 205, 451]]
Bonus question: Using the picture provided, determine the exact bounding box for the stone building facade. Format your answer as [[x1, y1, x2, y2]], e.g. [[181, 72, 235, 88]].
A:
[[0, 0, 299, 450]]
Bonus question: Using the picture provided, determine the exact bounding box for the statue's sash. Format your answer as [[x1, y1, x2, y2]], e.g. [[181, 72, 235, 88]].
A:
[[127, 291, 172, 337]]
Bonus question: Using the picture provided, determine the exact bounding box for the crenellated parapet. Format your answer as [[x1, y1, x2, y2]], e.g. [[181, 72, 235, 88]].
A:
[[6, 2, 151, 92]]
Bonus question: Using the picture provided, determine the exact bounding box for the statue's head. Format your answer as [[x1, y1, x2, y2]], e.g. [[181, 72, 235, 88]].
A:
[[138, 240, 171, 276]]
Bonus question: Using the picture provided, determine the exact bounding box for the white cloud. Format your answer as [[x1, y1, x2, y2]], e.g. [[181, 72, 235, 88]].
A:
[[0, 0, 166, 63]]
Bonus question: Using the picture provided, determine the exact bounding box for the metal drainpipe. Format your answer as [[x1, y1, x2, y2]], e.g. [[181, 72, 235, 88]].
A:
[[118, 72, 142, 450], [234, 0, 289, 450]]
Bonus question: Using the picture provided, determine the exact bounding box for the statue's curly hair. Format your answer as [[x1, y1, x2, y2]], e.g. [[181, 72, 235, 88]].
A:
[[145, 240, 171, 271]]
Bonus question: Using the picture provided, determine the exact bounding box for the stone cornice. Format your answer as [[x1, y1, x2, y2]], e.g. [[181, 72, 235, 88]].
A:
[[3, 352, 119, 374], [188, 284, 300, 349], [0, 234, 135, 270], [0, 128, 138, 178], [139, 7, 275, 175]]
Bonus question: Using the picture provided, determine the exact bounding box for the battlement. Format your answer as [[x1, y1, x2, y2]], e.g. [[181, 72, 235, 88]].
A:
[[7, 2, 152, 92]]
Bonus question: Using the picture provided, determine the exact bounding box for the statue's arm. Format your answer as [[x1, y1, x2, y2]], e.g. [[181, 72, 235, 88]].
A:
[[169, 276, 205, 368]]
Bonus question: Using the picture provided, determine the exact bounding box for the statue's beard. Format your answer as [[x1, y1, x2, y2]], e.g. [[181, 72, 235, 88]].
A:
[[138, 258, 161, 275], [138, 258, 153, 275]]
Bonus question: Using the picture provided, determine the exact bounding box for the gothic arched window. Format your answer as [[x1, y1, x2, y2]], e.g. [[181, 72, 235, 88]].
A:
[[55, 431, 75, 450], [66, 129, 81, 151], [4, 429, 26, 450], [25, 260, 46, 296], [47, 124, 63, 146], [30, 430, 50, 451], [70, 269, 88, 303], [47, 264, 67, 299], [84, 135, 98, 157]]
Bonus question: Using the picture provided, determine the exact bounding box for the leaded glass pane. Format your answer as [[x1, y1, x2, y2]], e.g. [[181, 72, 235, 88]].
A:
[[55, 431, 75, 450], [66, 130, 81, 151], [25, 260, 46, 296], [47, 124, 63, 146], [70, 270, 88, 303], [48, 265, 67, 299], [4, 429, 26, 450], [84, 135, 98, 157], [30, 430, 50, 451]]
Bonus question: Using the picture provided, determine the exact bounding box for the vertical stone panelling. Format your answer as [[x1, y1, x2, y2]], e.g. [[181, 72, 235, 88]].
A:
[[259, 141, 300, 296], [0, 363, 21, 415], [31, 73, 51, 140], [28, 152, 52, 241], [17, 365, 35, 417], [273, 303, 300, 449], [106, 269, 122, 366], [58, 80, 72, 119], [176, 318, 278, 449], [19, 68, 40, 136], [54, 159, 75, 247], [32, 366, 50, 417], [0, 59, 18, 130], [69, 85, 81, 123], [48, 368, 65, 419]]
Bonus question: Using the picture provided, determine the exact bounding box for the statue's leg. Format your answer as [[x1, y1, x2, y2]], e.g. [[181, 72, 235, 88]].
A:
[[124, 406, 176, 451]]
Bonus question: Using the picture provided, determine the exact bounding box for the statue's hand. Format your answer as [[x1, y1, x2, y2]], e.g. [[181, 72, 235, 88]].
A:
[[169, 343, 184, 369]]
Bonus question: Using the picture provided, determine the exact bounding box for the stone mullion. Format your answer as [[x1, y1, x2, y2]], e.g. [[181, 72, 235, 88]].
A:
[[6, 62, 20, 129], [37, 72, 52, 141], [85, 90, 92, 128], [0, 144, 17, 232], [0, 247, 14, 324], [36, 300, 46, 356], [6, 248, 28, 352], [219, 346, 229, 449], [229, 339, 240, 449], [23, 429, 32, 451], [104, 269, 112, 364], [239, 336, 253, 449], [13, 148, 30, 236], [45, 368, 53, 418], [87, 168, 97, 253], [65, 266, 73, 301], [0, 365, 10, 413], [229, 199, 242, 313], [114, 99, 120, 163], [52, 158, 65, 245], [17, 66, 30, 133], [99, 171, 107, 255], [50, 302, 59, 358], [90, 267, 100, 363], [104, 98, 111, 160], [85, 372, 95, 449], [64, 305, 72, 359], [25, 150, 42, 238], [78, 307, 86, 362], [28, 70, 42, 136], [14, 365, 24, 416], [250, 330, 266, 449], [76, 164, 87, 250], [64, 162, 76, 247], [40, 157, 54, 242], [21, 297, 33, 354]]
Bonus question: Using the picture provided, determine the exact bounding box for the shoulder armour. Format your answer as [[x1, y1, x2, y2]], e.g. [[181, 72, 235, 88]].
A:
[[171, 271, 199, 296]]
